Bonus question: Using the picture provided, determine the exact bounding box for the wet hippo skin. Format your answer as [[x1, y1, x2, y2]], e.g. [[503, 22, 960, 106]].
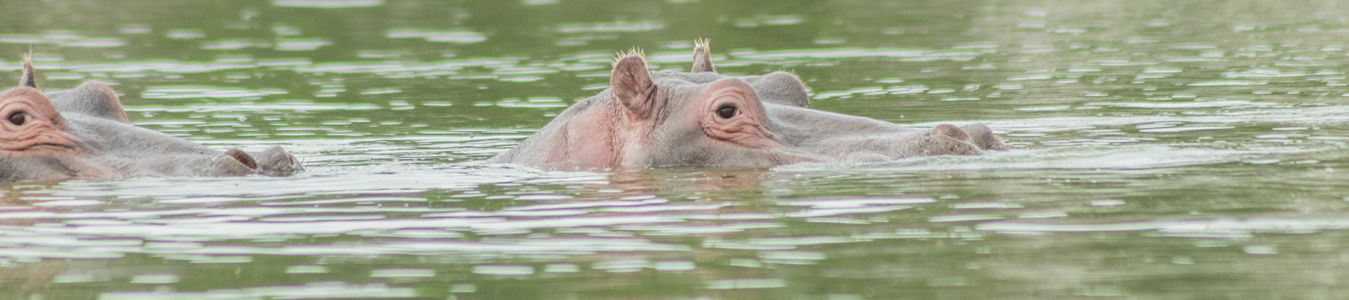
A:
[[0, 61, 302, 184], [490, 40, 1007, 168]]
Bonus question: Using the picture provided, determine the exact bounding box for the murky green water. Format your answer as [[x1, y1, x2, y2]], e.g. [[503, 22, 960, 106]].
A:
[[4, 0, 1349, 299]]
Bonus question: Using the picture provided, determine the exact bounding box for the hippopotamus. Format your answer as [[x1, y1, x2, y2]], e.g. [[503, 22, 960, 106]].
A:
[[490, 40, 1007, 168], [0, 62, 301, 184]]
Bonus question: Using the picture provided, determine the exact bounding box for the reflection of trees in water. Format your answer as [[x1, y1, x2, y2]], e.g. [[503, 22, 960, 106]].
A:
[[604, 168, 769, 200], [0, 0, 971, 58], [970, 0, 1349, 42], [0, 183, 65, 227], [0, 261, 63, 300]]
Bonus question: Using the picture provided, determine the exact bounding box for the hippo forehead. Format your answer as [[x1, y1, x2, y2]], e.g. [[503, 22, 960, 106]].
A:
[[651, 70, 810, 108], [46, 81, 131, 124], [651, 70, 795, 89]]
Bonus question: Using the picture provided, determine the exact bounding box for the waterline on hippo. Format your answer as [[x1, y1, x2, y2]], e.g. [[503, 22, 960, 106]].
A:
[[490, 40, 1006, 168], [0, 61, 302, 184]]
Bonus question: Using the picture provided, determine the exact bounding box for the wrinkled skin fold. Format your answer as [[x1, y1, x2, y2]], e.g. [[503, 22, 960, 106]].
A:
[[0, 62, 302, 184], [490, 40, 1007, 168]]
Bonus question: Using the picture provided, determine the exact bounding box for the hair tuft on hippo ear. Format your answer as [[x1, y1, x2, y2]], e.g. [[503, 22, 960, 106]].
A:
[[612, 47, 646, 63], [19, 59, 37, 89], [610, 54, 659, 118], [691, 38, 717, 73]]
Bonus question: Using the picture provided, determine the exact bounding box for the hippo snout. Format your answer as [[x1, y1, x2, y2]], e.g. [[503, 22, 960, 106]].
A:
[[897, 124, 1008, 157], [219, 146, 302, 177], [252, 145, 303, 176]]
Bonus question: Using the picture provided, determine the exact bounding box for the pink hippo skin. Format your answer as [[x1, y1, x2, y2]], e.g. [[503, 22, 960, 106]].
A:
[[489, 40, 1007, 168], [0, 62, 302, 184]]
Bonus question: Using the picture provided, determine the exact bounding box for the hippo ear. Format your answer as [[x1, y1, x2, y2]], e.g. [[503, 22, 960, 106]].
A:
[[45, 81, 131, 124], [691, 39, 717, 73], [19, 60, 37, 89], [611, 53, 660, 118]]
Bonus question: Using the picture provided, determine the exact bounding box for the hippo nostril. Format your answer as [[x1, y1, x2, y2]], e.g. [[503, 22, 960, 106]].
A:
[[933, 124, 973, 143], [225, 149, 259, 169]]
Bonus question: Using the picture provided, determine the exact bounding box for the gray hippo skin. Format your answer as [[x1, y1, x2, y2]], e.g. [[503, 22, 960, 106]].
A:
[[490, 40, 1007, 168], [0, 62, 302, 184]]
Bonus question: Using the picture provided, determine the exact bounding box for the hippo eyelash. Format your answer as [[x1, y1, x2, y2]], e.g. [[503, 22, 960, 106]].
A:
[[716, 106, 737, 119], [7, 112, 26, 126]]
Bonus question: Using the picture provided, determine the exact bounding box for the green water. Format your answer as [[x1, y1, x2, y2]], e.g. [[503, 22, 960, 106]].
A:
[[4, 0, 1349, 299]]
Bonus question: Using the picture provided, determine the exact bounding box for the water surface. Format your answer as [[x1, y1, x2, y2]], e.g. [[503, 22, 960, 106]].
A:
[[3, 0, 1349, 299]]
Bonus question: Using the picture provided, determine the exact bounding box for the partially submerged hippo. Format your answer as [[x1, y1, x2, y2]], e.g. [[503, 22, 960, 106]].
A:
[[490, 40, 1006, 168], [0, 62, 301, 184]]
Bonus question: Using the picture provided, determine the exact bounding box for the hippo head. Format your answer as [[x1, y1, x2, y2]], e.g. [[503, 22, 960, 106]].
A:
[[0, 62, 302, 184], [489, 40, 1007, 168]]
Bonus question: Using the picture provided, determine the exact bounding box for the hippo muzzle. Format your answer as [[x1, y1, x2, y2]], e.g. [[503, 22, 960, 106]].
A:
[[765, 104, 1007, 164], [223, 146, 302, 177], [60, 113, 304, 179]]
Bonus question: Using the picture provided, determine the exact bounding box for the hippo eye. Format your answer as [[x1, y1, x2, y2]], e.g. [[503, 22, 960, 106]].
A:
[[716, 106, 737, 119], [7, 112, 25, 126]]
